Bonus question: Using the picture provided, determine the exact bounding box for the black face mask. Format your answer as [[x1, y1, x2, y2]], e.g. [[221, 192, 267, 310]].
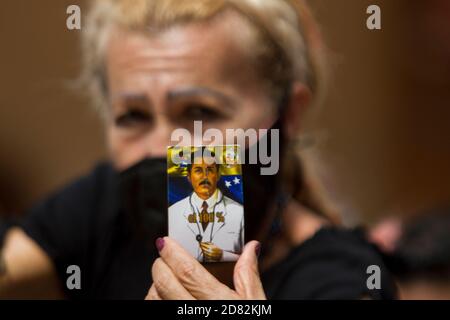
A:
[[119, 158, 168, 240], [241, 119, 286, 240]]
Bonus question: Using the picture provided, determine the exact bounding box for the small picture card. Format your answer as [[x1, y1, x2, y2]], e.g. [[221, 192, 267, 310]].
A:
[[167, 145, 245, 263]]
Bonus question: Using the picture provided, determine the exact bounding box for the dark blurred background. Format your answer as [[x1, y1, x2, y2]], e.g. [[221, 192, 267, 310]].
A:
[[1, 0, 449, 225]]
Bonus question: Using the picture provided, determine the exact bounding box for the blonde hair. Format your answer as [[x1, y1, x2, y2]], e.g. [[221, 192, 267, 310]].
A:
[[81, 0, 339, 223], [82, 0, 326, 110]]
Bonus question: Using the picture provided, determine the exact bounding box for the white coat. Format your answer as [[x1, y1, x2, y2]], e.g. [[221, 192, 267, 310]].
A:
[[168, 189, 244, 262]]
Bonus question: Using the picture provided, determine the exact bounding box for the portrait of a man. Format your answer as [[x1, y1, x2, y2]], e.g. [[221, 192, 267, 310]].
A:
[[168, 147, 244, 262]]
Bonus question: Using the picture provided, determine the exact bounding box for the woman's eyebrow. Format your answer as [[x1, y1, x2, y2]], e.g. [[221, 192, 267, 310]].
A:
[[167, 87, 236, 109]]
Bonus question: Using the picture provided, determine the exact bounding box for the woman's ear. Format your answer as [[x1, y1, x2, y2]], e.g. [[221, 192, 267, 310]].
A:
[[283, 82, 312, 140]]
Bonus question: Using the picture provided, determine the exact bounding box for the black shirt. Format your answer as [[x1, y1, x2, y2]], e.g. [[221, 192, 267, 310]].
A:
[[21, 163, 396, 299], [262, 228, 397, 299]]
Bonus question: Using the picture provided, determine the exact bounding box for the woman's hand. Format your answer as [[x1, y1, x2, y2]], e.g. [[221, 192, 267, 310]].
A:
[[146, 237, 266, 300]]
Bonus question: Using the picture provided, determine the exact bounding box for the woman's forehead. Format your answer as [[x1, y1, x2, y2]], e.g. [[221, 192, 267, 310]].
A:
[[107, 15, 251, 78], [105, 11, 261, 94]]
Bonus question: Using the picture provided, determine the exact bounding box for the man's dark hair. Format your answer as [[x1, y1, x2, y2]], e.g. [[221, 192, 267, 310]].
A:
[[186, 148, 220, 175]]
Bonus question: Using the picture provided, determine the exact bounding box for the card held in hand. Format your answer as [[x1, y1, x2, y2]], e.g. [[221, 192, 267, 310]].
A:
[[167, 145, 245, 263]]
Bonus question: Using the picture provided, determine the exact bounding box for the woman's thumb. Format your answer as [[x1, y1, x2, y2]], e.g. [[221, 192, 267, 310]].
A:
[[233, 241, 266, 300]]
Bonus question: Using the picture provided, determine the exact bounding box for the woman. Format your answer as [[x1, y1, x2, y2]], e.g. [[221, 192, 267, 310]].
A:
[[0, 0, 396, 299]]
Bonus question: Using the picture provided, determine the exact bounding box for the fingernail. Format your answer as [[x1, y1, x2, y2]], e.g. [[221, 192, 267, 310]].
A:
[[156, 237, 165, 252], [255, 243, 261, 257]]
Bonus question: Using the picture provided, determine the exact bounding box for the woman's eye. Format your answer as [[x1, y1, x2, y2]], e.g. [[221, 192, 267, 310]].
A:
[[181, 105, 224, 121], [115, 110, 151, 128]]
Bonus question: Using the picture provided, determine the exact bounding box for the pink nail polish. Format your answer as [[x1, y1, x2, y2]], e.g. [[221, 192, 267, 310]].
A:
[[156, 237, 165, 252]]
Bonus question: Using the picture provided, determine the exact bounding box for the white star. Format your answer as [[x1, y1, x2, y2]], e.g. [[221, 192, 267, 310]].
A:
[[225, 180, 232, 188], [233, 177, 240, 185]]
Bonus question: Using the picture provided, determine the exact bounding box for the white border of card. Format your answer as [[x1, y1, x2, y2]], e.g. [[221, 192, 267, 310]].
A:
[[167, 145, 245, 263]]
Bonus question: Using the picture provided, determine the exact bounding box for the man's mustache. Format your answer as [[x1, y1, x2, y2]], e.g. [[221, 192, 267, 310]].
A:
[[199, 179, 212, 187]]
